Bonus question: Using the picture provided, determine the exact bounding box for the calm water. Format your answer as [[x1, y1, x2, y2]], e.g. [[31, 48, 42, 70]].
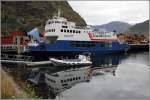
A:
[[2, 52, 149, 100]]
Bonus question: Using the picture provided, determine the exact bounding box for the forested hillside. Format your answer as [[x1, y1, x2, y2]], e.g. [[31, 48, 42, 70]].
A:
[[1, 1, 87, 35]]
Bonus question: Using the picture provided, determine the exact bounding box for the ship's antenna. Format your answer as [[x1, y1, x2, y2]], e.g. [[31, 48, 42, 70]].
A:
[[58, 8, 61, 17]]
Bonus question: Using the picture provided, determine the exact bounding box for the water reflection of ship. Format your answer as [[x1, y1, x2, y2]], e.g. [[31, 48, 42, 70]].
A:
[[91, 53, 127, 67], [90, 54, 125, 76], [44, 66, 118, 98], [26, 54, 127, 98], [45, 66, 92, 95], [27, 64, 119, 99], [91, 65, 118, 76]]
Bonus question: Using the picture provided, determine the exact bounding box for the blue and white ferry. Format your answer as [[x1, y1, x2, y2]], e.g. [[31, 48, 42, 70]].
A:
[[26, 12, 130, 55]]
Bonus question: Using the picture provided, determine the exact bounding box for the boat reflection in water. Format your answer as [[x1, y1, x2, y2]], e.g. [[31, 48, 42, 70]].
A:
[[45, 66, 118, 98], [42, 54, 126, 98], [90, 54, 126, 76], [23, 53, 127, 99], [45, 66, 92, 95], [91, 65, 117, 76]]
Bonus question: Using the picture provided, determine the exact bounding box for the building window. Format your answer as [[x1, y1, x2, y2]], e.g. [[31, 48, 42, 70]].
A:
[[67, 30, 69, 33], [64, 29, 66, 32], [70, 78, 72, 82], [100, 42, 105, 47], [76, 77, 78, 80], [70, 30, 72, 33], [56, 21, 60, 23], [15, 38, 17, 45], [61, 80, 63, 83], [105, 42, 112, 48], [62, 84, 68, 86], [62, 26, 68, 28], [70, 41, 96, 48], [73, 77, 75, 80], [61, 29, 63, 32], [51, 29, 55, 32], [73, 30, 75, 33], [76, 30, 78, 33]]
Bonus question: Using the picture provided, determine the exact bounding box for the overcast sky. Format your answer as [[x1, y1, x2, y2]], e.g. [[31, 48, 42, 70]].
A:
[[68, 1, 149, 25]]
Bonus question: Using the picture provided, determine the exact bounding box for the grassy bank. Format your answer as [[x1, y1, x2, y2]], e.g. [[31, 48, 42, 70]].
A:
[[1, 68, 39, 99], [1, 68, 22, 98]]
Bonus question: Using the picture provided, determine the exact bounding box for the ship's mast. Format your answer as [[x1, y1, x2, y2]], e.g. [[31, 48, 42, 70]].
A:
[[57, 9, 61, 17]]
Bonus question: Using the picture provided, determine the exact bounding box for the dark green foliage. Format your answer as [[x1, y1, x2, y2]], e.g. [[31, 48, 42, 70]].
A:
[[1, 1, 87, 34]]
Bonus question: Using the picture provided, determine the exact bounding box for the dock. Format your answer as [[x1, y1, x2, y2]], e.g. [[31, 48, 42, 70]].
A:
[[1, 54, 52, 66], [1, 60, 52, 66], [27, 61, 52, 66], [129, 44, 149, 52]]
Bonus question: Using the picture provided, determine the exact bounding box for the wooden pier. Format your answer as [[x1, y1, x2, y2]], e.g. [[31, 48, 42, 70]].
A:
[[1, 60, 52, 66], [129, 44, 149, 52], [1, 54, 52, 66], [27, 61, 52, 66]]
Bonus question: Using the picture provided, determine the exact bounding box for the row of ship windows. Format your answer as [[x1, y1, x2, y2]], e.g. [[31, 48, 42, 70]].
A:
[[62, 26, 91, 33], [48, 21, 67, 25], [70, 42, 112, 48], [45, 29, 81, 34], [71, 44, 95, 48], [47, 78, 56, 83], [61, 76, 84, 83], [45, 29, 55, 32], [45, 29, 90, 34], [61, 29, 81, 34]]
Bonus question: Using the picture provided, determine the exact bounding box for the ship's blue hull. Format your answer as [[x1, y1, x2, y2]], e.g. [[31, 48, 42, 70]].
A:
[[27, 40, 130, 54]]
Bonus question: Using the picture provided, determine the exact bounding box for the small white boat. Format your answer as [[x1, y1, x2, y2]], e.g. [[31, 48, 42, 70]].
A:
[[50, 54, 92, 66]]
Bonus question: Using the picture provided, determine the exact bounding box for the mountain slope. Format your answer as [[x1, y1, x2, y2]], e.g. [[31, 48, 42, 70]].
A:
[[93, 21, 132, 33], [128, 20, 149, 36], [1, 1, 87, 34]]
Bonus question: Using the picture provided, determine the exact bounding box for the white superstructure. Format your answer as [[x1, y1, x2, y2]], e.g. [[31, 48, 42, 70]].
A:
[[44, 16, 91, 42], [44, 11, 118, 43]]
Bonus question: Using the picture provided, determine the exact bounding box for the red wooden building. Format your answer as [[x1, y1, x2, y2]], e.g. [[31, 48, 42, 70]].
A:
[[1, 31, 29, 53], [1, 31, 44, 53]]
